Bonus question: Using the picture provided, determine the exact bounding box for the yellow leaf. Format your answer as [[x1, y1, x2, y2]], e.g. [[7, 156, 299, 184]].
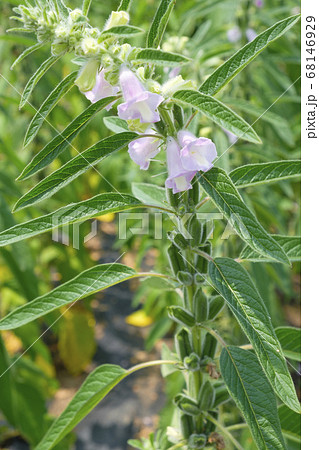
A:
[[125, 310, 153, 327]]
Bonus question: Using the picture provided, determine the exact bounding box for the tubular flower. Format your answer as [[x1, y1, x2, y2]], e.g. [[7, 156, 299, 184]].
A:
[[117, 66, 164, 123], [128, 130, 161, 170], [165, 137, 196, 194], [178, 130, 217, 172], [82, 69, 119, 110]]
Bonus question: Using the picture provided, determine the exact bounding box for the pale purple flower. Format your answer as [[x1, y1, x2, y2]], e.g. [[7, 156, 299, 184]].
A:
[[83, 69, 119, 111], [246, 28, 257, 42], [255, 0, 264, 8], [178, 130, 217, 172], [223, 128, 237, 145], [128, 130, 161, 170], [227, 26, 241, 43], [117, 67, 164, 123], [165, 137, 196, 194]]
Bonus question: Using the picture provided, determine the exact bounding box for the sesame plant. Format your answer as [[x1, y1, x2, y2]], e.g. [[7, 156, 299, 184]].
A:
[[0, 0, 301, 449]]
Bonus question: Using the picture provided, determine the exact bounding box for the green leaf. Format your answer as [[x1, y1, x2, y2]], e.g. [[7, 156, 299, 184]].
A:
[[82, 0, 92, 15], [199, 168, 290, 265], [230, 161, 301, 188], [19, 96, 118, 180], [117, 0, 131, 11], [173, 90, 261, 144], [20, 55, 61, 109], [35, 364, 127, 450], [240, 236, 301, 263], [136, 49, 190, 66], [14, 131, 137, 211], [0, 193, 144, 247], [278, 404, 301, 443], [210, 258, 300, 413], [147, 0, 175, 48], [132, 182, 167, 208], [220, 346, 287, 450], [10, 41, 45, 70], [275, 327, 301, 362], [100, 25, 144, 38], [103, 116, 129, 133], [200, 14, 300, 95], [0, 264, 156, 330], [24, 71, 77, 147]]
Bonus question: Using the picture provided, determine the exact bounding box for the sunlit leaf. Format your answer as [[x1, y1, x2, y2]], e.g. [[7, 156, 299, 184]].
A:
[[147, 0, 175, 48]]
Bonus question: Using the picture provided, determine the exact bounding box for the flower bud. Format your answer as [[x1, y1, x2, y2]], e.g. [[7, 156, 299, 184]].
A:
[[75, 59, 100, 92], [184, 352, 201, 371], [104, 10, 130, 30], [81, 36, 100, 55]]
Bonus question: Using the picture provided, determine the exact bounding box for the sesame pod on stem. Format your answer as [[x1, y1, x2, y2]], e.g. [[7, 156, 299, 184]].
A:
[[167, 243, 186, 276], [166, 187, 180, 209], [167, 306, 196, 328], [174, 394, 201, 416], [180, 413, 194, 439], [201, 332, 217, 359], [193, 288, 208, 322], [187, 215, 203, 247], [175, 328, 192, 360], [213, 385, 230, 407], [173, 103, 184, 129], [173, 232, 189, 251], [198, 380, 215, 411], [189, 177, 200, 206], [208, 296, 225, 321]]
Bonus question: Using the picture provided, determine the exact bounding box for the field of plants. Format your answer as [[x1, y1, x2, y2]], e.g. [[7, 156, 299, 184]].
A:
[[0, 0, 301, 449]]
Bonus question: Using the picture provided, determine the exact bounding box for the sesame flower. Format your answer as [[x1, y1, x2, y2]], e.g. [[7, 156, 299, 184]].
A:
[[81, 69, 119, 111], [177, 130, 217, 172], [165, 137, 196, 194], [128, 130, 161, 170]]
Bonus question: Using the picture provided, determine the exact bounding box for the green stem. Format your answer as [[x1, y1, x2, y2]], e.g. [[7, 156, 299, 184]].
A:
[[159, 106, 175, 136]]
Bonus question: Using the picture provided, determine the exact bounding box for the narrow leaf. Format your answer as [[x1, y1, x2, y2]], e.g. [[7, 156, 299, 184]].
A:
[[10, 41, 44, 70], [132, 183, 167, 208], [147, 0, 175, 48], [103, 116, 128, 133], [275, 327, 301, 362], [173, 90, 261, 144], [199, 168, 290, 265], [230, 161, 301, 188], [82, 0, 92, 15], [24, 71, 77, 147], [19, 96, 118, 180], [210, 258, 300, 413], [20, 55, 60, 109], [240, 236, 301, 263], [200, 14, 300, 95], [0, 264, 163, 330], [117, 0, 131, 11], [220, 346, 287, 449], [100, 25, 144, 38], [14, 132, 137, 211], [278, 404, 301, 443], [136, 49, 190, 66], [0, 194, 143, 247]]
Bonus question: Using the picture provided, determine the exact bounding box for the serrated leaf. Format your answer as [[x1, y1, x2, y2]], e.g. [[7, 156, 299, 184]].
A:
[[0, 263, 159, 330], [199, 168, 290, 264], [132, 183, 167, 208], [14, 132, 137, 211], [275, 327, 301, 362], [24, 71, 77, 147], [35, 364, 127, 449], [210, 258, 300, 413], [0, 193, 143, 247], [10, 41, 45, 70], [100, 25, 144, 38], [20, 55, 61, 109], [173, 90, 261, 144], [230, 161, 301, 188], [103, 116, 129, 133], [278, 404, 301, 443], [220, 346, 287, 450], [200, 14, 300, 95], [19, 96, 118, 180], [147, 0, 175, 48], [240, 236, 301, 263], [136, 49, 190, 66]]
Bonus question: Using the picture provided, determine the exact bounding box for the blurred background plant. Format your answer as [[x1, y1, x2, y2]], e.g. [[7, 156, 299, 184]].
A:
[[0, 0, 300, 448]]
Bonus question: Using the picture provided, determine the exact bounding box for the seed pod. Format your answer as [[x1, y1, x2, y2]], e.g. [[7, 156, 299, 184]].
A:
[[173, 233, 189, 251], [188, 433, 207, 449], [175, 328, 192, 360], [213, 385, 230, 407], [188, 177, 200, 205], [201, 333, 217, 359], [167, 306, 196, 328], [196, 242, 212, 274], [177, 270, 193, 286], [167, 243, 186, 276], [173, 103, 184, 129], [194, 288, 209, 322], [180, 413, 194, 439], [199, 380, 215, 411], [184, 352, 201, 371], [187, 215, 203, 247], [174, 394, 201, 416], [208, 296, 225, 321], [166, 188, 180, 209], [205, 411, 218, 433]]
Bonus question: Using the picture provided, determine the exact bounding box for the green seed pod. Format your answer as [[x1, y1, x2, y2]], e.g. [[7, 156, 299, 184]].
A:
[[167, 306, 196, 328], [199, 380, 215, 411], [188, 177, 200, 206], [173, 233, 189, 251], [184, 352, 201, 372], [213, 385, 230, 407], [173, 103, 184, 129], [196, 242, 212, 274], [201, 333, 217, 359], [175, 328, 192, 360], [208, 296, 225, 321], [180, 413, 194, 439], [167, 243, 186, 276], [155, 119, 166, 136], [188, 434, 207, 449], [205, 411, 218, 433], [166, 188, 180, 209], [187, 215, 203, 247], [174, 394, 201, 416], [177, 270, 193, 286], [194, 288, 209, 322]]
